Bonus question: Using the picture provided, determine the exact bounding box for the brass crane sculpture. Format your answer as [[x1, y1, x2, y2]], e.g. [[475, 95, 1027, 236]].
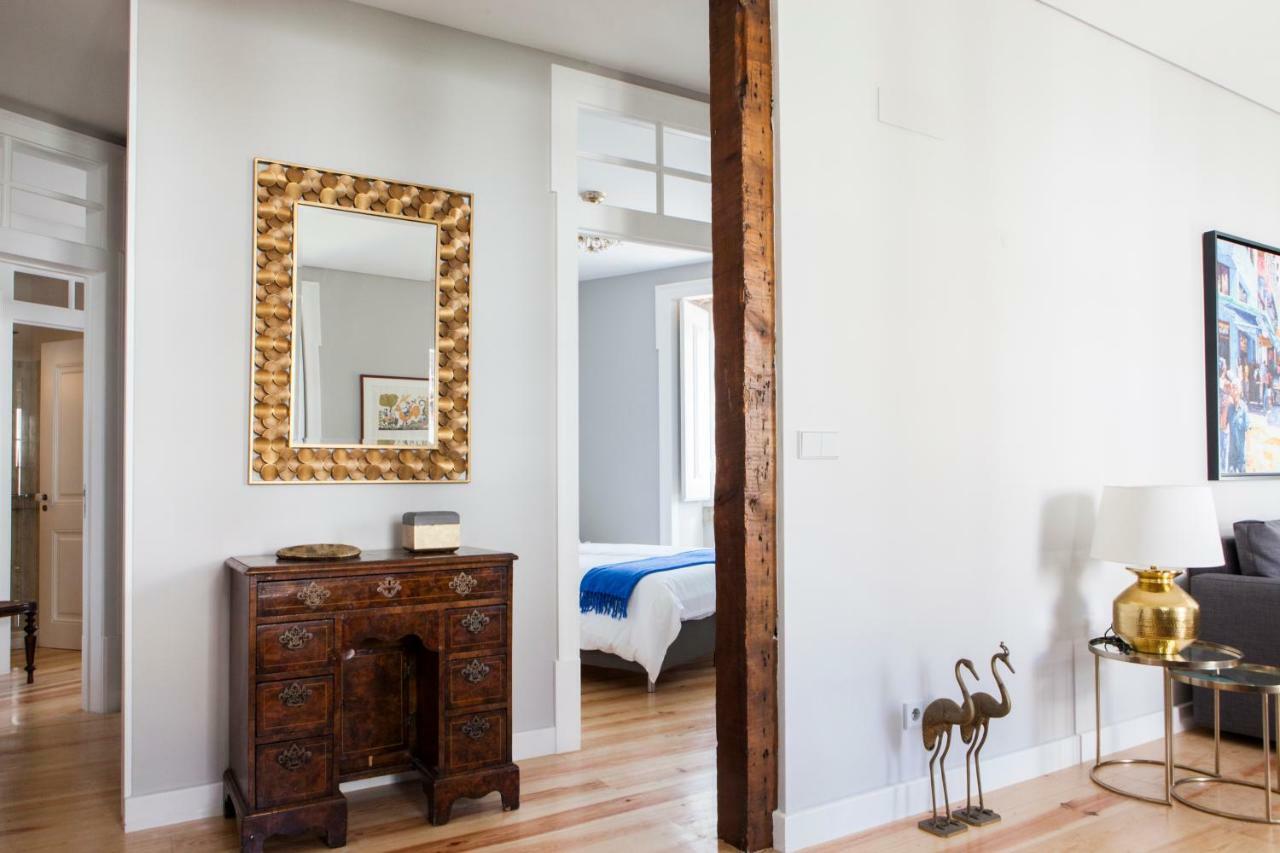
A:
[[918, 658, 980, 838], [955, 642, 1015, 827]]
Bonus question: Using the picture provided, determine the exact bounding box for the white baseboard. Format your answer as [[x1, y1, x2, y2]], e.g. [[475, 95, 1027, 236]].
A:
[[124, 725, 560, 833], [773, 703, 1193, 852], [124, 781, 223, 832], [514, 725, 558, 760]]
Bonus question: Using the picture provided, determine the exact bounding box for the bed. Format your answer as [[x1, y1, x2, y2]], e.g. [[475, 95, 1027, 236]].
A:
[[578, 542, 716, 690]]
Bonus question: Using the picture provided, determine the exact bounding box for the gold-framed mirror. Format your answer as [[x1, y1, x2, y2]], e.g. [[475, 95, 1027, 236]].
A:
[[248, 159, 471, 484]]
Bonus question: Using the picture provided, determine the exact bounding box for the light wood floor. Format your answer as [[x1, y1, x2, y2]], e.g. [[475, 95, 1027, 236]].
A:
[[4, 652, 1280, 851]]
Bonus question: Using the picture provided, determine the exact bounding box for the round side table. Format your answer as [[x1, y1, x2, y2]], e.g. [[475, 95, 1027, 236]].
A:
[[1088, 638, 1242, 805], [1170, 663, 1280, 824]]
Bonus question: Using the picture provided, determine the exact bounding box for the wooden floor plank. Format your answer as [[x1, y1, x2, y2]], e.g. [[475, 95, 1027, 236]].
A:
[[6, 652, 1280, 850]]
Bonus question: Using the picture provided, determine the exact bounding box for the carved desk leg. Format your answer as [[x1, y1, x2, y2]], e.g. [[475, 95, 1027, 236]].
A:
[[423, 764, 520, 826]]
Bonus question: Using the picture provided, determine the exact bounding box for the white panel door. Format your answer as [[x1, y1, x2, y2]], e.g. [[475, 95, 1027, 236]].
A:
[[38, 337, 84, 650]]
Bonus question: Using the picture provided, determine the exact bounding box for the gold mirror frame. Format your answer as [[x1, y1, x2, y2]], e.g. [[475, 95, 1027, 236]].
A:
[[248, 158, 471, 484]]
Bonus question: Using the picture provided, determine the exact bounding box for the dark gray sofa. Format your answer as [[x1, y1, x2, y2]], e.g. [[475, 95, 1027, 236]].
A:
[[1187, 534, 1280, 739]]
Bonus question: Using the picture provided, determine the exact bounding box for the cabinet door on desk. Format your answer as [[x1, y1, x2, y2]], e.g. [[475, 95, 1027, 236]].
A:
[[340, 647, 414, 765]]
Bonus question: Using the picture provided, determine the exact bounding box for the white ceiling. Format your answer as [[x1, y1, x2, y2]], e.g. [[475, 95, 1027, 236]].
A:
[[1039, 0, 1280, 114], [349, 0, 709, 94], [578, 238, 710, 282], [0, 0, 128, 143], [297, 205, 437, 282]]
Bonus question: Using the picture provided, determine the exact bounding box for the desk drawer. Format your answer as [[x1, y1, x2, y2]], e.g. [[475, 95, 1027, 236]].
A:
[[443, 710, 507, 771], [445, 653, 506, 709], [256, 620, 333, 672], [255, 737, 332, 809], [258, 566, 506, 617], [256, 676, 333, 741], [446, 605, 507, 649]]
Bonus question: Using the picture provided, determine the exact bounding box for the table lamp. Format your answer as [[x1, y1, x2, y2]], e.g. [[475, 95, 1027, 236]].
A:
[[1089, 485, 1224, 655]]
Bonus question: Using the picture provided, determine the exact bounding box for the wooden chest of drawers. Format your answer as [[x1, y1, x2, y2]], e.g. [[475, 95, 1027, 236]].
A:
[[223, 548, 519, 852]]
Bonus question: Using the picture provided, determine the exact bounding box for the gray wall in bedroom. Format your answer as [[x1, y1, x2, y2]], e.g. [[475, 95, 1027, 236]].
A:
[[578, 261, 712, 544]]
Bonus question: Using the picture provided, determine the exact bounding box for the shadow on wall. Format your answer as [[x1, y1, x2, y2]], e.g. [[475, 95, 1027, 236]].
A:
[[1034, 491, 1096, 737]]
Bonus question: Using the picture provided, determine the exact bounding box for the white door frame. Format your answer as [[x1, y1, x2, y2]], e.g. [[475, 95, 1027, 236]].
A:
[[0, 107, 124, 715], [550, 67, 711, 753], [0, 260, 109, 710]]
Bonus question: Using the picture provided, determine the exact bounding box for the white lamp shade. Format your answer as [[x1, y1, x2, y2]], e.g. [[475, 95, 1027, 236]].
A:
[[1090, 485, 1225, 569]]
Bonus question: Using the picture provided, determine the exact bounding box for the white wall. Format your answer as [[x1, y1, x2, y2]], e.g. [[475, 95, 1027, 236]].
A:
[[128, 0, 572, 808], [578, 261, 711, 544], [774, 0, 1280, 845]]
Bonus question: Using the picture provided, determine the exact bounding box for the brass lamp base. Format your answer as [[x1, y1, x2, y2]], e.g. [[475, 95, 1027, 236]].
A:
[[1113, 567, 1199, 655]]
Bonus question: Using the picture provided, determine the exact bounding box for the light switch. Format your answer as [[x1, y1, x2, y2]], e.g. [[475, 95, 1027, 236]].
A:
[[797, 431, 838, 460]]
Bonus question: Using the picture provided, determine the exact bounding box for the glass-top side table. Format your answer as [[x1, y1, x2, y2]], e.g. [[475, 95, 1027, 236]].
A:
[[1087, 637, 1242, 805], [1170, 663, 1280, 824]]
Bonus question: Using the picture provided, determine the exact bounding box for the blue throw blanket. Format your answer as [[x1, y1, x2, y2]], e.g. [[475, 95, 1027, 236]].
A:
[[579, 549, 715, 619]]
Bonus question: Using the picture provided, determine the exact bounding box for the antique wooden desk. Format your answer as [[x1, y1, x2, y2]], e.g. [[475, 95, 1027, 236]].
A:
[[223, 547, 518, 852]]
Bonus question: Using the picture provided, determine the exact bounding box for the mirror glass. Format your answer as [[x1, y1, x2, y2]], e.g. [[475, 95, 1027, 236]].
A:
[[290, 203, 438, 448]]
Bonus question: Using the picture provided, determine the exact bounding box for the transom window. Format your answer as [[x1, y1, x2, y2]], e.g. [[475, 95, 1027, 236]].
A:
[[576, 108, 711, 222]]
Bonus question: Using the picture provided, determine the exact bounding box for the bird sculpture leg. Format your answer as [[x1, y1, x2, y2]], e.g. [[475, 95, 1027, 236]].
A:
[[927, 736, 942, 827], [963, 731, 978, 815], [939, 728, 955, 824], [975, 721, 992, 814], [954, 720, 1001, 825], [917, 732, 966, 836]]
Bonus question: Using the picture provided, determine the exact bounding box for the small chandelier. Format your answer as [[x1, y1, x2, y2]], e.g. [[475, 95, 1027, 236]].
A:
[[578, 233, 620, 253]]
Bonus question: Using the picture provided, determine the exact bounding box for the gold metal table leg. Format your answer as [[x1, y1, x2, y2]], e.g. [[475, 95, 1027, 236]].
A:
[[1164, 668, 1173, 803], [1090, 659, 1216, 806], [1266, 694, 1272, 821], [1214, 688, 1220, 777], [1171, 688, 1280, 823], [1094, 655, 1101, 769]]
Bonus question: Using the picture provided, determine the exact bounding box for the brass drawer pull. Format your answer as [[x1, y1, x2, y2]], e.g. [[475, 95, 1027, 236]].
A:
[[279, 681, 312, 707], [376, 576, 402, 598], [461, 715, 490, 740], [461, 659, 491, 684], [278, 625, 313, 650], [461, 609, 490, 634], [449, 571, 478, 596], [276, 743, 312, 771], [297, 581, 331, 609]]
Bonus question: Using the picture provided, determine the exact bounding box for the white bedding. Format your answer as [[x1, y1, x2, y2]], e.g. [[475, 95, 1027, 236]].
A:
[[578, 542, 716, 683]]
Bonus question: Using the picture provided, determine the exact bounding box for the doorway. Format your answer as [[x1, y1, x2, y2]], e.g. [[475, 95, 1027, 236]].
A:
[[12, 320, 85, 654], [552, 66, 715, 752], [0, 263, 98, 692]]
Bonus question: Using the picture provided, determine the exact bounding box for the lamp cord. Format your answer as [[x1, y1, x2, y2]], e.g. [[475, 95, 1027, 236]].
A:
[[1088, 625, 1134, 655]]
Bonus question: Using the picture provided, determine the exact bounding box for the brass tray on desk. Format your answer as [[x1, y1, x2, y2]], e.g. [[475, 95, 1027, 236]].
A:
[[275, 543, 362, 561]]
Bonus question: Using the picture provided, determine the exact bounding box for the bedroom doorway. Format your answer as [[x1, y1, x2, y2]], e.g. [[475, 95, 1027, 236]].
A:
[[577, 238, 715, 693], [551, 65, 715, 752]]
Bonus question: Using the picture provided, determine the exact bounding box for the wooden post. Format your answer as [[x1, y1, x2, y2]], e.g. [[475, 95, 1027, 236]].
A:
[[709, 1, 777, 850]]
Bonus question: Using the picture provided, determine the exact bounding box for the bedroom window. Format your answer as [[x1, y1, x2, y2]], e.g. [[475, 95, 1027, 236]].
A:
[[680, 295, 714, 501]]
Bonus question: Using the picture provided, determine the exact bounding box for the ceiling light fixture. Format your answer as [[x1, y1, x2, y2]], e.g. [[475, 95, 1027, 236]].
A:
[[577, 233, 620, 254]]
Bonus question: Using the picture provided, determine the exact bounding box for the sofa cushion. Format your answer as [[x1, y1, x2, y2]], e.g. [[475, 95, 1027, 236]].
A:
[[1234, 520, 1280, 578]]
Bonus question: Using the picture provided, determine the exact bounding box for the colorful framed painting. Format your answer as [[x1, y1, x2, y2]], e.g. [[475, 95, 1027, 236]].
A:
[[360, 374, 436, 447], [1204, 231, 1280, 478]]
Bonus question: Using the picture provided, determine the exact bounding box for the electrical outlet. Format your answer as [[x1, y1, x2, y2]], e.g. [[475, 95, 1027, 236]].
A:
[[902, 701, 924, 730]]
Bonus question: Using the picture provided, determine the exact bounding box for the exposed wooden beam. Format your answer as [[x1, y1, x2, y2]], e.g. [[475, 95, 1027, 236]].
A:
[[709, 0, 778, 850]]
